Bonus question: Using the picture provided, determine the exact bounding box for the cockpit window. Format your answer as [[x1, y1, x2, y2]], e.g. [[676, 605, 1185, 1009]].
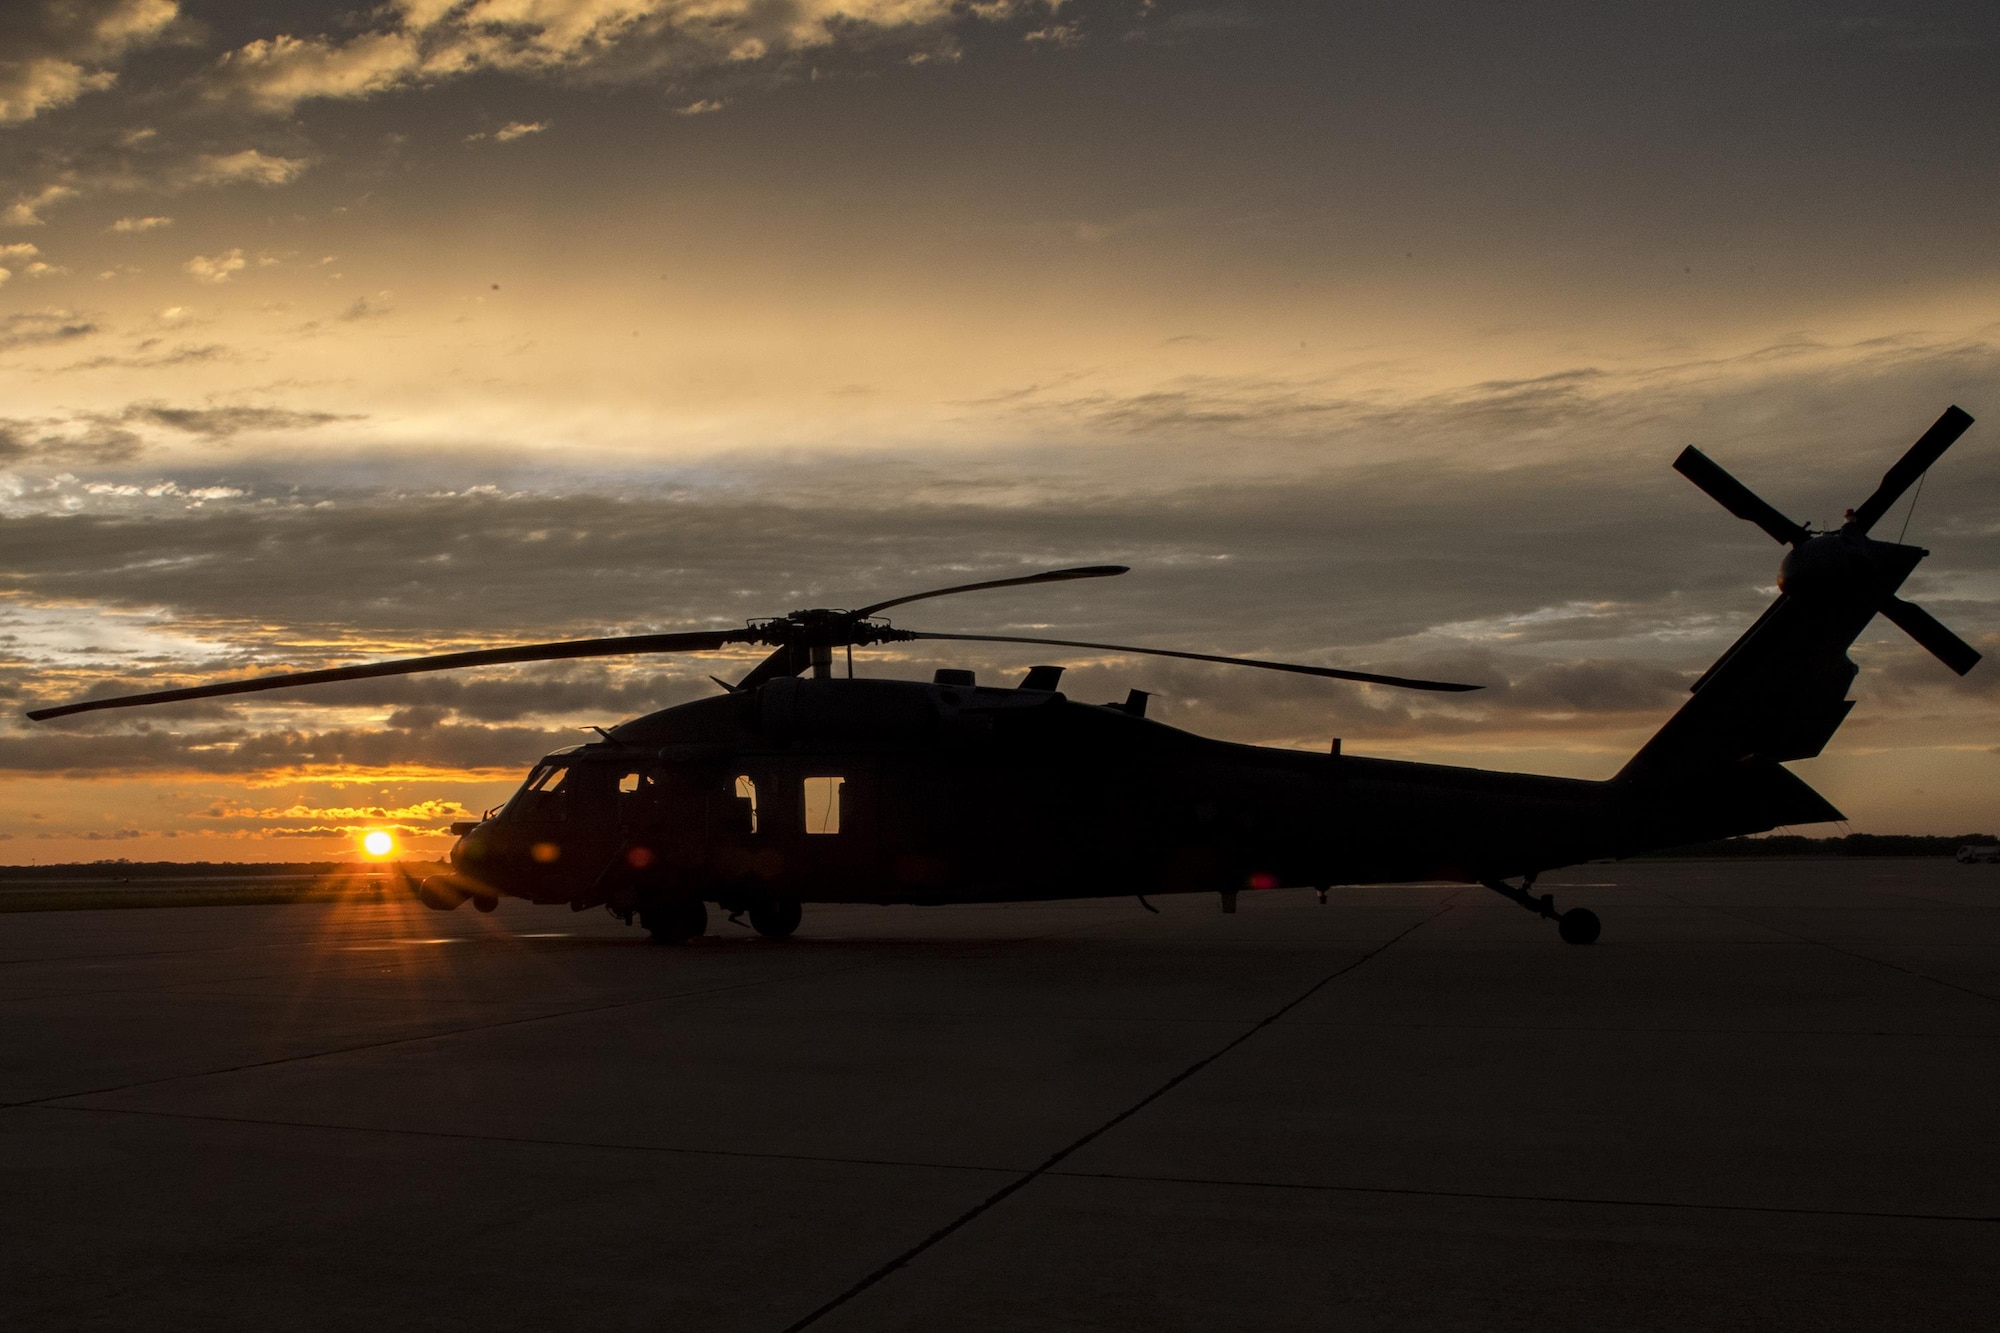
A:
[[505, 759, 661, 825], [502, 760, 571, 821]]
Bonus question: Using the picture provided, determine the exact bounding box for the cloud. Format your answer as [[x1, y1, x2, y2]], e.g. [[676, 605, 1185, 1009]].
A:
[[0, 720, 574, 777], [2, 152, 299, 239], [0, 310, 97, 351], [183, 247, 246, 283], [3, 182, 80, 226], [0, 416, 142, 464], [337, 293, 393, 321], [677, 98, 724, 116], [197, 798, 469, 821], [203, 30, 425, 114], [3, 326, 1994, 784], [188, 150, 309, 188], [0, 399, 347, 467], [60, 341, 224, 371], [0, 0, 178, 125], [1023, 23, 1081, 46], [194, 0, 1042, 116], [465, 120, 549, 142], [121, 402, 356, 438]]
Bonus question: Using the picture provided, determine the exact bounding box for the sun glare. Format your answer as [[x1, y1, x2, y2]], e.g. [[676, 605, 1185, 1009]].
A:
[[362, 830, 395, 858]]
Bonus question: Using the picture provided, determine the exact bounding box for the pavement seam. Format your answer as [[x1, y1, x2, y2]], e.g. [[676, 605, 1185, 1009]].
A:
[[1648, 887, 2000, 1007], [2, 910, 1131, 1110], [774, 899, 1457, 1333], [0, 959, 880, 1111], [1038, 1168, 2000, 1226], [19, 1101, 1027, 1179], [39, 1102, 1996, 1230]]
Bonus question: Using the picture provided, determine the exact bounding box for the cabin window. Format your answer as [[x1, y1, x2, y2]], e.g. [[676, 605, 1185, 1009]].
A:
[[803, 776, 844, 835], [734, 775, 759, 834], [615, 770, 660, 824]]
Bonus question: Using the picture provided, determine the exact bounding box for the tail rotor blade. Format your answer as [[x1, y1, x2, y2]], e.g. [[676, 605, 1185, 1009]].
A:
[[1847, 405, 1974, 534], [1879, 595, 1982, 676], [1673, 447, 1810, 546]]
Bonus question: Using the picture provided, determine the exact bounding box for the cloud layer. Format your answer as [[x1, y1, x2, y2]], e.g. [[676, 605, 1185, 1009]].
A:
[[1, 1, 1997, 850], [0, 0, 177, 125]]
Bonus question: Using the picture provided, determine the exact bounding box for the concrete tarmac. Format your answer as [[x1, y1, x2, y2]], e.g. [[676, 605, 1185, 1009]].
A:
[[3, 860, 1996, 1330]]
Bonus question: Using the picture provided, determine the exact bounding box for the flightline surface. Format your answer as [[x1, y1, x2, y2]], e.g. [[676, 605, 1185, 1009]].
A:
[[3, 859, 1997, 1331]]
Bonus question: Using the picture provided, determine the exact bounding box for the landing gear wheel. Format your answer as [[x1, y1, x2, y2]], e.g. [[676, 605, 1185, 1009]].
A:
[[471, 895, 498, 914], [748, 898, 803, 940], [640, 898, 708, 945], [1558, 908, 1601, 946]]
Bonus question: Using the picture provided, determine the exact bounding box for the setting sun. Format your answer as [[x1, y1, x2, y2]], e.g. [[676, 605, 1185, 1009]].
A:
[[362, 831, 395, 859]]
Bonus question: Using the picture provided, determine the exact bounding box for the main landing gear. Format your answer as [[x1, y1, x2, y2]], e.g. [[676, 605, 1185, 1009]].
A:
[[638, 897, 803, 943], [640, 897, 708, 945], [1480, 874, 1601, 945], [747, 898, 803, 940]]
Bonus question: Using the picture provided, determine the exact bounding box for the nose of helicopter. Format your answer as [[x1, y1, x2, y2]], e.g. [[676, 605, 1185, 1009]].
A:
[[411, 821, 501, 911]]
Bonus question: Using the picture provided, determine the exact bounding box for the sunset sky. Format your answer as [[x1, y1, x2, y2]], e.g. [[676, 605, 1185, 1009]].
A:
[[3, 0, 1998, 861]]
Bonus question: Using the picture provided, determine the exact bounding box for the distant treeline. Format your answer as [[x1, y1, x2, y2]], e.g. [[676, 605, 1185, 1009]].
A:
[[1649, 834, 1996, 859], [0, 860, 437, 881]]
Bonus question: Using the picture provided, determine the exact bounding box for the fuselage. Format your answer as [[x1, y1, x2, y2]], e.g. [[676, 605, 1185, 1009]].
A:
[[447, 675, 1628, 913]]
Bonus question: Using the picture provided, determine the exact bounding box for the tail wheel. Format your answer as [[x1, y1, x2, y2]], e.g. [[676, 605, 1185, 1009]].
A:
[[1558, 908, 1601, 945], [640, 897, 708, 945], [471, 895, 499, 914], [748, 898, 803, 940]]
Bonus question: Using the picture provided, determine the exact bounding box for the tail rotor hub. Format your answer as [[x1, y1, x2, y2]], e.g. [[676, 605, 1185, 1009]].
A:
[[1674, 405, 1979, 677], [1776, 531, 1920, 601]]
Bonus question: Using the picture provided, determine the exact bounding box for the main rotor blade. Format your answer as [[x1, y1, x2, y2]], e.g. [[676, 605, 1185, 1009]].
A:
[[26, 628, 753, 721], [908, 632, 1482, 692], [1846, 405, 1975, 535], [733, 644, 801, 693], [1672, 446, 1809, 546], [1879, 596, 1982, 677], [853, 565, 1129, 618]]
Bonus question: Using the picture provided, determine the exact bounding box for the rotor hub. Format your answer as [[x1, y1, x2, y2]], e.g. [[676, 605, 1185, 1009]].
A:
[[1777, 532, 1926, 601]]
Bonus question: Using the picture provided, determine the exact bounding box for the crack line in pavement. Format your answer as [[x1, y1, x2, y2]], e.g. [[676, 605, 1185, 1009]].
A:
[[1039, 1168, 2000, 1225], [775, 901, 1455, 1333], [1648, 887, 2000, 1007], [1, 959, 880, 1111], [1, 909, 1131, 1111], [38, 1100, 1996, 1228], [21, 1102, 1027, 1178]]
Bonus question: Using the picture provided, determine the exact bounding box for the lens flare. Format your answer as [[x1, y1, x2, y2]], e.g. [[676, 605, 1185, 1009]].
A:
[[362, 830, 395, 858]]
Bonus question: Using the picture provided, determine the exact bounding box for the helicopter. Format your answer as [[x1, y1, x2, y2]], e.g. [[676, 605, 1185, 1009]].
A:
[[29, 407, 1980, 946]]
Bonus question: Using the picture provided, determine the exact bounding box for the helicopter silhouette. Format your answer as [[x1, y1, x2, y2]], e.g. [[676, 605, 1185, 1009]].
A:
[[30, 408, 1980, 946]]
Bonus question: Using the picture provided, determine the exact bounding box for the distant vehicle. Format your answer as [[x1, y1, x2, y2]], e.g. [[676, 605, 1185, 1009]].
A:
[[1957, 845, 2000, 864], [27, 408, 1983, 947]]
